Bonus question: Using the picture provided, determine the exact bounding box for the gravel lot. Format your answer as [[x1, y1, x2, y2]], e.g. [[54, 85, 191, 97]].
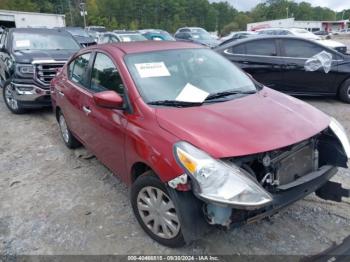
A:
[[1, 39, 350, 256]]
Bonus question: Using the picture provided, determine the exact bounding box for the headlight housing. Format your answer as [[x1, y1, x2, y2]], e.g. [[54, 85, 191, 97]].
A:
[[16, 64, 34, 75], [329, 117, 350, 159], [173, 141, 272, 209]]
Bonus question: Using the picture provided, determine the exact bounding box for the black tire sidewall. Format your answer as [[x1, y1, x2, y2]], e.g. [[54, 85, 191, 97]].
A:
[[339, 80, 350, 103], [131, 172, 186, 248]]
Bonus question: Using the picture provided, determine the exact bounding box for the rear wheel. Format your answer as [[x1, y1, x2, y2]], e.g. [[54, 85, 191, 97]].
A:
[[58, 111, 81, 149], [339, 79, 350, 103], [3, 81, 25, 114], [131, 172, 185, 247]]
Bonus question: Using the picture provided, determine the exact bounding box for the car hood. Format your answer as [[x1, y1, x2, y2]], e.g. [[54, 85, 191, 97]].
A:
[[12, 49, 78, 64], [156, 88, 330, 158]]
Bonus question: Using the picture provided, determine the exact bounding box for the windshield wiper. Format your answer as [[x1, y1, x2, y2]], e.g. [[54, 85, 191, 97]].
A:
[[148, 100, 203, 107], [205, 90, 257, 101]]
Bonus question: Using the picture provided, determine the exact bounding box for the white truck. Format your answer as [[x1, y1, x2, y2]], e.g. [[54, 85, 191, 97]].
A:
[[0, 9, 65, 28]]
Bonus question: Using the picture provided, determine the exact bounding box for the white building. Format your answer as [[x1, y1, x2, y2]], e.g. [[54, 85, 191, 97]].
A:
[[247, 18, 349, 32], [0, 10, 65, 28]]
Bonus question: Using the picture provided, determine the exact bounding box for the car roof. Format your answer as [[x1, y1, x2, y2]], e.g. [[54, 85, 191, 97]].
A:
[[90, 41, 203, 54], [215, 35, 321, 50], [9, 27, 70, 35]]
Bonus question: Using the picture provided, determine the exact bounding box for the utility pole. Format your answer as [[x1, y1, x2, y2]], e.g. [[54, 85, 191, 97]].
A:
[[286, 7, 289, 19], [67, 0, 74, 26], [79, 1, 87, 28]]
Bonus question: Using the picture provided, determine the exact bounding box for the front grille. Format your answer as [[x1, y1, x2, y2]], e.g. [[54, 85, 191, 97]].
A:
[[35, 62, 65, 87]]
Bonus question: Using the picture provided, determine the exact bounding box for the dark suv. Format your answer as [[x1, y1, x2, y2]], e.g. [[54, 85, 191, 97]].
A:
[[0, 28, 80, 113]]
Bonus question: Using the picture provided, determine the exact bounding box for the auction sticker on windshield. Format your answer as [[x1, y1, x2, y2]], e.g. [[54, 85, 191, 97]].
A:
[[15, 40, 31, 48], [135, 62, 171, 78], [176, 83, 209, 102]]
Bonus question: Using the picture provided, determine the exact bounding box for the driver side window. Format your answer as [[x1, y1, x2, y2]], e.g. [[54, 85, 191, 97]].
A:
[[68, 53, 91, 87], [90, 52, 124, 95]]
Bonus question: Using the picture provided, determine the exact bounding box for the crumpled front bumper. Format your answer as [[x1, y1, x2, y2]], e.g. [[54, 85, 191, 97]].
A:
[[229, 165, 343, 226], [203, 165, 349, 227], [11, 82, 51, 108]]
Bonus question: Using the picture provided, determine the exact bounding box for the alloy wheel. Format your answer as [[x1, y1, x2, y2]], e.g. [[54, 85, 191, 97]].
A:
[[59, 114, 69, 143], [137, 186, 181, 239], [4, 84, 18, 110]]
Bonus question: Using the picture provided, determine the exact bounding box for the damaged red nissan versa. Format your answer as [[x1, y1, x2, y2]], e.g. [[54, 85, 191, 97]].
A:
[[51, 41, 350, 247]]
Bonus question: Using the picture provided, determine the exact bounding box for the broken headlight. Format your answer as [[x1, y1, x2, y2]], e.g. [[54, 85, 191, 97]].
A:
[[330, 117, 350, 158], [173, 141, 272, 209]]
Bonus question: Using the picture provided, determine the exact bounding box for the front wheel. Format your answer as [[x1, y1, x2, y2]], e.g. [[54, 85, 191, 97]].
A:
[[131, 172, 186, 247], [339, 79, 350, 103], [3, 81, 25, 114]]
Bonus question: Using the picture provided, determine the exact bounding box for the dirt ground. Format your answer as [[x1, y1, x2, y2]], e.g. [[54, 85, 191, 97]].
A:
[[1, 41, 350, 256]]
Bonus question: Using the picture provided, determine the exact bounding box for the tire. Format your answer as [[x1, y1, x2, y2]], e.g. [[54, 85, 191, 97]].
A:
[[339, 79, 350, 103], [58, 111, 81, 149], [131, 171, 186, 247], [2, 81, 25, 114]]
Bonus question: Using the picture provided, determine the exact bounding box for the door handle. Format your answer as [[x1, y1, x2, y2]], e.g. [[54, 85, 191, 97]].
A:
[[58, 91, 65, 97], [82, 106, 91, 115], [242, 61, 249, 64]]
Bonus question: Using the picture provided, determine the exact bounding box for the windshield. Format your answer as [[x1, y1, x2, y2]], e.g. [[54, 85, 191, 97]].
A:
[[66, 28, 90, 37], [13, 32, 80, 51], [118, 34, 147, 42], [125, 49, 256, 104]]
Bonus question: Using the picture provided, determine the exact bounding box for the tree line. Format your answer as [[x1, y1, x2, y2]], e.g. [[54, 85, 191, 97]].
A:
[[1, 0, 350, 35]]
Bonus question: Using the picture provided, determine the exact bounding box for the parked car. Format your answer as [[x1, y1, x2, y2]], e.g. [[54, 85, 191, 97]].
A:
[[337, 29, 350, 35], [0, 28, 81, 114], [98, 31, 147, 44], [313, 30, 331, 39], [139, 29, 175, 41], [220, 31, 257, 42], [51, 41, 350, 247], [219, 31, 258, 46], [86, 26, 107, 42], [63, 27, 96, 47], [257, 28, 347, 53], [215, 36, 350, 103], [174, 27, 220, 48], [314, 30, 330, 36]]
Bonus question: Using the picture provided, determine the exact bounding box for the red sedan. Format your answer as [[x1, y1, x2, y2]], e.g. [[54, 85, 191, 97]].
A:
[[51, 41, 350, 247]]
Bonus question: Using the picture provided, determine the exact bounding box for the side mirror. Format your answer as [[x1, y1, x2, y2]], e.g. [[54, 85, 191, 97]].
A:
[[93, 91, 124, 109]]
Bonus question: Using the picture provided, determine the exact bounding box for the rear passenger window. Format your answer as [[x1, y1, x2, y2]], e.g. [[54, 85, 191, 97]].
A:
[[68, 53, 91, 87], [245, 40, 277, 56], [283, 39, 324, 58], [90, 53, 124, 94], [229, 44, 245, 54]]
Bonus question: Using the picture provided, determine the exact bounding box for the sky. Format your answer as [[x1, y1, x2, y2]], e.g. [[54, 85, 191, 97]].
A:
[[211, 0, 349, 12]]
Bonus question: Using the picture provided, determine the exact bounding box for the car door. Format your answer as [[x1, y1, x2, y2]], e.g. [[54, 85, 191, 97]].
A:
[[80, 52, 127, 175], [223, 39, 285, 91], [280, 38, 338, 94], [57, 52, 93, 142]]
